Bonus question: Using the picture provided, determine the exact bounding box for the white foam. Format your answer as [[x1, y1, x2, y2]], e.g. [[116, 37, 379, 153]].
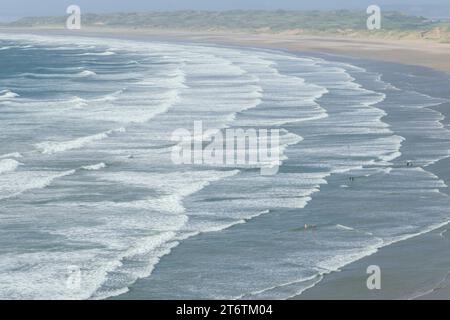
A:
[[336, 224, 355, 231], [78, 70, 96, 77], [94, 169, 240, 214], [35, 128, 126, 154], [2, 32, 449, 301], [0, 159, 22, 174], [0, 169, 76, 200], [91, 235, 181, 300], [0, 152, 22, 159], [0, 90, 19, 100], [316, 238, 384, 274], [81, 163, 106, 171], [78, 51, 116, 56], [19, 70, 96, 79], [68, 96, 88, 108], [87, 89, 183, 124], [385, 219, 450, 246]]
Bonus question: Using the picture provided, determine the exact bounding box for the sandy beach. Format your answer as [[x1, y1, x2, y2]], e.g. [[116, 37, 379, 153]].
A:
[[1, 27, 450, 300]]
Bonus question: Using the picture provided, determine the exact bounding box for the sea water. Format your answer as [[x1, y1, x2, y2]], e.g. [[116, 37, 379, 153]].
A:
[[0, 33, 449, 299]]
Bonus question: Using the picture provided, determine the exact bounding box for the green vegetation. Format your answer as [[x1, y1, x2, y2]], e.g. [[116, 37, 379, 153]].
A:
[[4, 10, 450, 42]]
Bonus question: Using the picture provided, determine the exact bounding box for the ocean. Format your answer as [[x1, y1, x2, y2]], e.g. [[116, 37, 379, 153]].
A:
[[0, 33, 450, 300]]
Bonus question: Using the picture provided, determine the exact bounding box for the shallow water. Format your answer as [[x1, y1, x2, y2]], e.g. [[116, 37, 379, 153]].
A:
[[0, 34, 449, 300]]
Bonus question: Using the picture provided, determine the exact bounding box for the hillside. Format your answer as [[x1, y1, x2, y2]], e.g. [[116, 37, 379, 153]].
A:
[[4, 10, 450, 42]]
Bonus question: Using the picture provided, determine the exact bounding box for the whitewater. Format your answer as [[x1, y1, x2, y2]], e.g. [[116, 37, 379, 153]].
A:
[[0, 33, 450, 300]]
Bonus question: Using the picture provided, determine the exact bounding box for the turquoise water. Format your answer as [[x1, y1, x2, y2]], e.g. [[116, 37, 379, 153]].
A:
[[0, 33, 450, 299]]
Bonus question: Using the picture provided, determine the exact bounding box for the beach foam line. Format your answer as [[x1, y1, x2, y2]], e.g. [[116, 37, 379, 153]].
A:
[[0, 159, 22, 175], [0, 45, 32, 51], [95, 169, 240, 214], [235, 274, 324, 300], [234, 232, 382, 300], [19, 70, 97, 79], [92, 90, 124, 102], [81, 163, 107, 171], [92, 208, 273, 300], [78, 70, 97, 77], [0, 90, 19, 100], [384, 219, 450, 247], [224, 49, 329, 128], [67, 96, 88, 108], [90, 233, 181, 300], [336, 224, 355, 231], [78, 51, 116, 56], [35, 128, 126, 154], [33, 66, 85, 72], [214, 54, 416, 300], [85, 88, 183, 124], [94, 213, 276, 299], [336, 224, 374, 236], [83, 169, 245, 299], [0, 152, 22, 159], [180, 210, 272, 239], [84, 172, 281, 300], [0, 169, 76, 201]]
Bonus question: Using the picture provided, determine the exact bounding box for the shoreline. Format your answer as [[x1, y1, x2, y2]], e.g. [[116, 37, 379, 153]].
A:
[[2, 27, 450, 300], [2, 27, 450, 74], [295, 223, 450, 300]]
